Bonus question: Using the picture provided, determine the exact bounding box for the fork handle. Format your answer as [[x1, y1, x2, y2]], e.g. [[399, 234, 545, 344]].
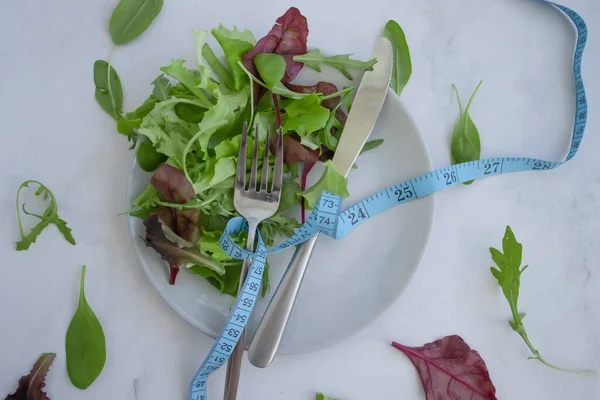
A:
[[247, 234, 319, 368], [223, 219, 258, 400]]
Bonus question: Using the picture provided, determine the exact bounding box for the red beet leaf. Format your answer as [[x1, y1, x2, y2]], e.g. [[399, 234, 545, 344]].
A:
[[392, 335, 497, 400], [242, 7, 309, 83]]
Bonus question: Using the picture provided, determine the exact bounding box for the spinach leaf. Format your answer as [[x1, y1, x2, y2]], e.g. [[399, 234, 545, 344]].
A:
[[109, 0, 163, 45], [15, 181, 75, 250], [451, 81, 482, 184], [65, 266, 107, 389], [383, 20, 412, 96], [254, 53, 286, 90], [293, 49, 377, 80], [152, 74, 171, 101], [93, 60, 123, 119], [136, 138, 167, 171], [490, 226, 594, 375], [360, 139, 384, 154]]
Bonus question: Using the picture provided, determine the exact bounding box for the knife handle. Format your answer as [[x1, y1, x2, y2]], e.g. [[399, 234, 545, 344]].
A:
[[247, 234, 319, 367]]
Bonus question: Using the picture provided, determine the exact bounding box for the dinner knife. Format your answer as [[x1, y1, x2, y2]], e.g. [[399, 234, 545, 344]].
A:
[[248, 36, 393, 368]]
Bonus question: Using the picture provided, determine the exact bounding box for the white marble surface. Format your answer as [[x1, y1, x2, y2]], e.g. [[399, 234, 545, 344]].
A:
[[1, 0, 599, 399]]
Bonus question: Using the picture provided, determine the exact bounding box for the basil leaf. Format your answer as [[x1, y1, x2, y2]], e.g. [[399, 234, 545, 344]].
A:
[[383, 20, 412, 96], [450, 81, 482, 185], [93, 60, 123, 119], [66, 266, 106, 390], [109, 0, 164, 45]]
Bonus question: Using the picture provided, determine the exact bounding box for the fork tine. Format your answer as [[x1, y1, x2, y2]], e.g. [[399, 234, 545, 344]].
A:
[[236, 122, 248, 190], [260, 125, 271, 192], [249, 123, 260, 191], [272, 126, 284, 195]]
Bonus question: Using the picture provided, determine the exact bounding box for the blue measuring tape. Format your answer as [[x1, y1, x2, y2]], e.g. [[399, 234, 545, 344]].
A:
[[188, 2, 587, 398]]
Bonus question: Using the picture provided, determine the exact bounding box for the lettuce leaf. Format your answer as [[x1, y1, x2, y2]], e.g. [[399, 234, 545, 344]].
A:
[[212, 24, 256, 90], [298, 160, 349, 209], [282, 93, 330, 136]]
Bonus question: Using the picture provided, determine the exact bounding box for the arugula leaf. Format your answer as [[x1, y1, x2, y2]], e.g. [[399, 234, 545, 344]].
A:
[[109, 0, 163, 45], [254, 53, 286, 89], [237, 60, 308, 100], [15, 181, 76, 250], [293, 49, 376, 80], [160, 60, 213, 109], [93, 60, 123, 120], [5, 353, 56, 400], [152, 74, 171, 101], [451, 81, 482, 185], [490, 226, 594, 375], [282, 93, 330, 136], [298, 160, 349, 209], [383, 20, 412, 96], [212, 24, 256, 90], [202, 43, 234, 89], [66, 266, 106, 389], [360, 139, 384, 154]]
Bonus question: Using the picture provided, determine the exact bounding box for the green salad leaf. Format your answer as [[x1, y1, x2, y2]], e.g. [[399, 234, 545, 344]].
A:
[[299, 161, 349, 209], [360, 139, 384, 154], [294, 49, 377, 80], [202, 43, 234, 89], [212, 25, 256, 90], [282, 93, 330, 136], [160, 60, 213, 108], [109, 0, 163, 45], [451, 81, 482, 185], [490, 226, 594, 375], [93, 60, 123, 120], [152, 74, 171, 101], [66, 266, 106, 389], [254, 53, 286, 89], [383, 20, 412, 96], [315, 393, 338, 400], [15, 181, 76, 250]]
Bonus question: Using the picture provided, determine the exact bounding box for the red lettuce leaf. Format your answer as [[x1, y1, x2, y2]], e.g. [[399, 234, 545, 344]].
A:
[[5, 353, 56, 400], [270, 134, 319, 164], [242, 7, 308, 83], [392, 335, 497, 400], [151, 164, 194, 204], [143, 214, 223, 284]]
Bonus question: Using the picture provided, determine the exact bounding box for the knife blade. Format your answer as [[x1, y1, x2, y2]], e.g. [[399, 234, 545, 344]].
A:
[[248, 36, 393, 368]]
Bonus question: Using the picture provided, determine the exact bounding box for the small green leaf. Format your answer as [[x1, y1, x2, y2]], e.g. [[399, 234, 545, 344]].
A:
[[254, 53, 286, 89], [136, 138, 167, 171], [293, 49, 377, 80], [66, 266, 106, 389], [450, 81, 482, 184], [489, 226, 595, 375], [211, 24, 256, 90], [383, 20, 412, 96], [152, 74, 171, 101], [282, 94, 330, 136], [202, 43, 234, 89], [299, 160, 350, 209], [15, 181, 76, 250], [316, 392, 338, 400], [360, 139, 384, 154], [160, 60, 213, 109], [109, 0, 163, 45], [93, 60, 123, 119]]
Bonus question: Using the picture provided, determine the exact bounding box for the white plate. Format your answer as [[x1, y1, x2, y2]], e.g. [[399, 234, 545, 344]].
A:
[[126, 88, 434, 354]]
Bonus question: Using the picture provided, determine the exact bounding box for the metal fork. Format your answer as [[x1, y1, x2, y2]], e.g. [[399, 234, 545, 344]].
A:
[[223, 121, 284, 400]]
